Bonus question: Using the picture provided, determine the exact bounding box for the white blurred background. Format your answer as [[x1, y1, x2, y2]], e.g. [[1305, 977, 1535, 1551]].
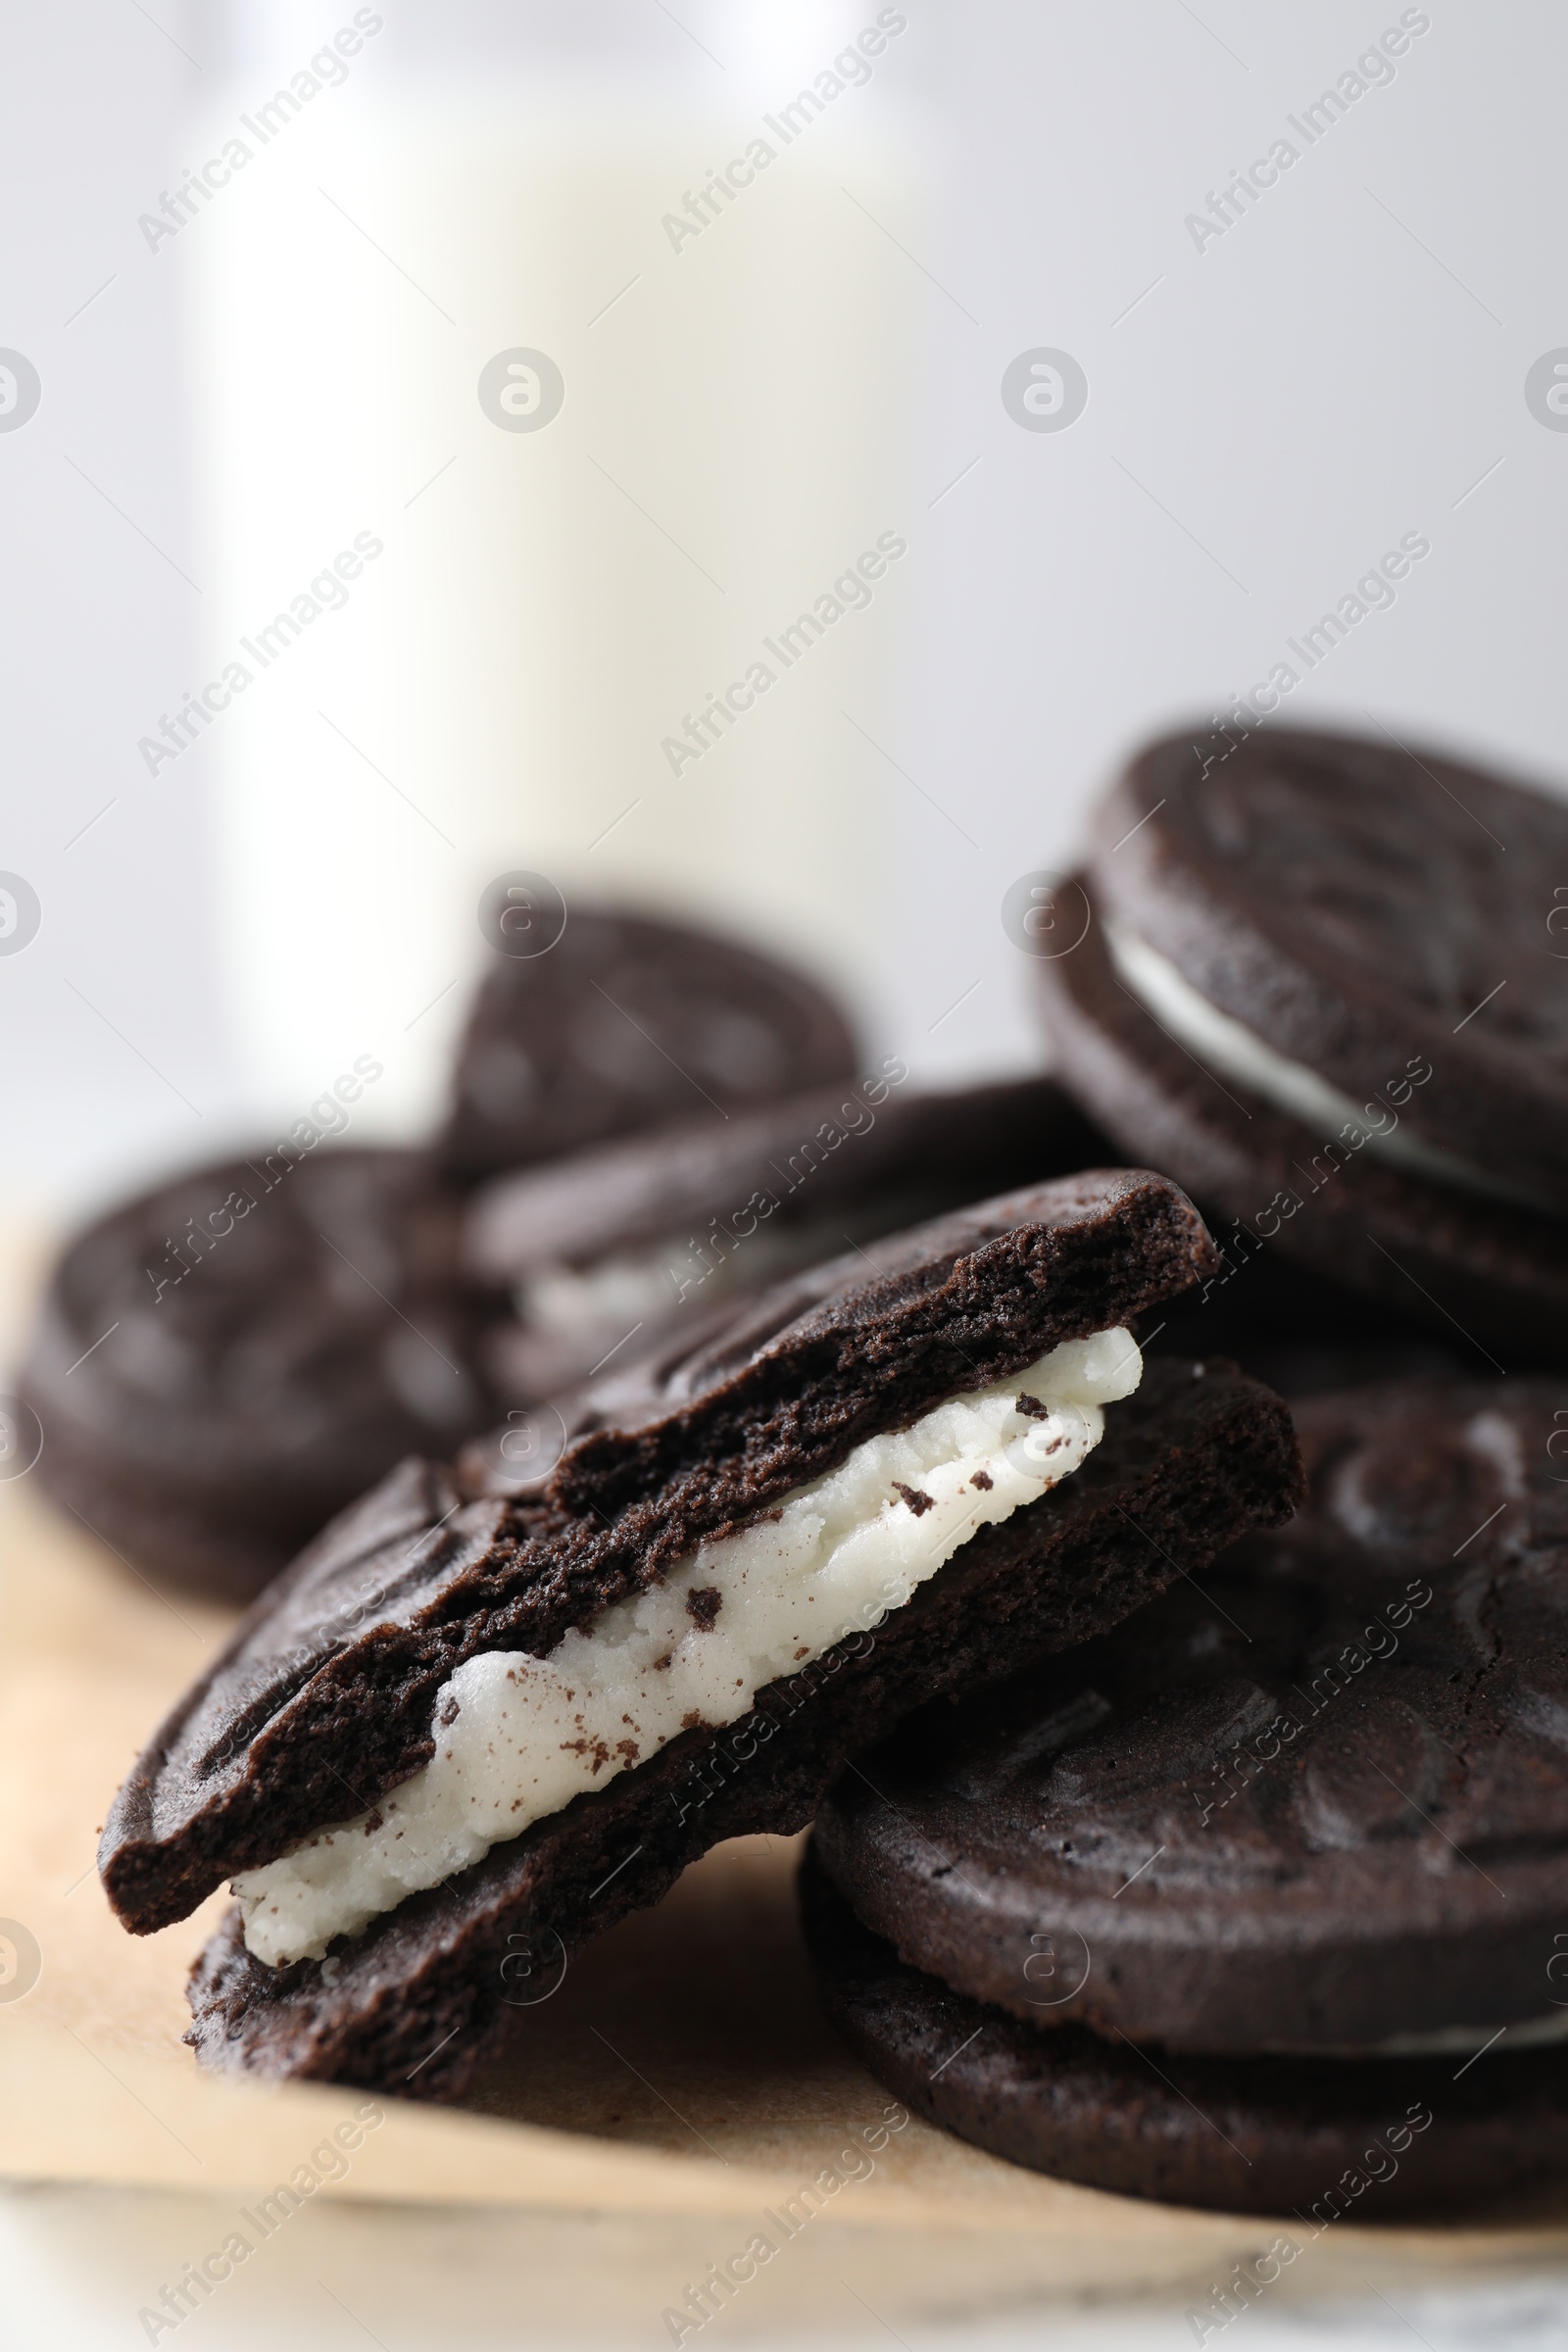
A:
[[4, 0, 1565, 1215]]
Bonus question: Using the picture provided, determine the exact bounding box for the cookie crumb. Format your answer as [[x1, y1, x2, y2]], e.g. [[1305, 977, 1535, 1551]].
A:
[[893, 1480, 935, 1516], [685, 1585, 721, 1629], [970, 1469, 994, 1491]]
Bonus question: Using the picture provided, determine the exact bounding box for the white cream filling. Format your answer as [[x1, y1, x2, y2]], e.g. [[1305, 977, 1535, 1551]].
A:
[[519, 1252, 681, 1333], [1267, 2010, 1568, 2060], [1104, 921, 1545, 1213], [236, 1329, 1143, 1966], [518, 1215, 847, 1335]]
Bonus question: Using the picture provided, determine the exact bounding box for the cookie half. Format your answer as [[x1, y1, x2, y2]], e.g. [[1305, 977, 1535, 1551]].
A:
[[97, 1173, 1301, 2098], [442, 906, 858, 1179]]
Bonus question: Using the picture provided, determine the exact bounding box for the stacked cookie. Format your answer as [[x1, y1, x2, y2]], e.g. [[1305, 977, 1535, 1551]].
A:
[[58, 726, 1568, 2223], [805, 1381, 1568, 2212], [803, 723, 1568, 2210]]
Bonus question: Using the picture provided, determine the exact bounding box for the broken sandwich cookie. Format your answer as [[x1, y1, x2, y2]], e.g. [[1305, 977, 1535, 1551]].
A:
[[99, 1171, 1301, 2100]]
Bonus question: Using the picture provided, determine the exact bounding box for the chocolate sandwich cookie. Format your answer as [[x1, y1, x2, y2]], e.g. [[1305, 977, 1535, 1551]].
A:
[[443, 906, 858, 1178], [465, 1074, 1115, 1419], [808, 1377, 1568, 2212], [98, 1173, 1300, 2101], [1035, 724, 1568, 1362], [24, 1149, 501, 1602]]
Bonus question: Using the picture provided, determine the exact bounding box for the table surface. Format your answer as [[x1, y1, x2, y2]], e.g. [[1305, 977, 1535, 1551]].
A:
[[1, 2183, 1567, 2350]]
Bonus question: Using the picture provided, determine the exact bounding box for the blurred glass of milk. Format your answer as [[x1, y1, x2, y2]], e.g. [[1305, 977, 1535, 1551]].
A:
[[191, 0, 917, 1137]]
